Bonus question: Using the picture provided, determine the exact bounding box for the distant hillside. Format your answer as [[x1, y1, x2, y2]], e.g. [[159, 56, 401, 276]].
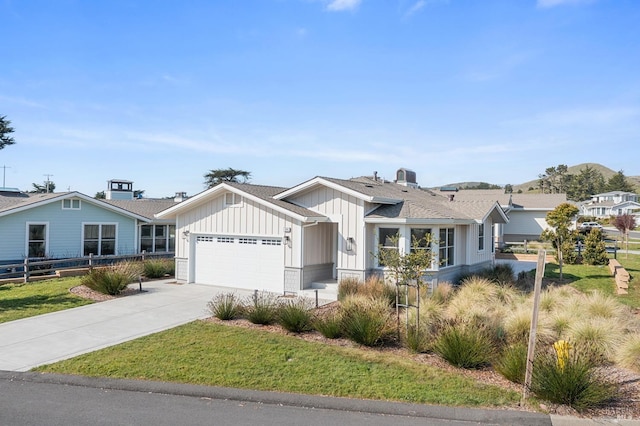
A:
[[513, 163, 639, 193], [437, 163, 639, 193]]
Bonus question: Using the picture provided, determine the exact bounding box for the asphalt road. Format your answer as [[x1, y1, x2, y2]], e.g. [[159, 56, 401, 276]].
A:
[[0, 371, 552, 426]]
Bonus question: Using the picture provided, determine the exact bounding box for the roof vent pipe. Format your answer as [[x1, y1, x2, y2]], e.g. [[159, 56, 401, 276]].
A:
[[373, 171, 378, 182]]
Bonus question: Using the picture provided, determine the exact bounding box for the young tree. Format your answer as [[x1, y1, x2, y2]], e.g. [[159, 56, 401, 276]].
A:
[[0, 115, 16, 150], [95, 191, 106, 199], [582, 228, 608, 265], [541, 203, 579, 280], [204, 168, 251, 188], [613, 214, 637, 258]]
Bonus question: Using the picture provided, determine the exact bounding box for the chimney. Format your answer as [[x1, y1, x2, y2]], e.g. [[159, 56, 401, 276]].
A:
[[174, 192, 187, 202]]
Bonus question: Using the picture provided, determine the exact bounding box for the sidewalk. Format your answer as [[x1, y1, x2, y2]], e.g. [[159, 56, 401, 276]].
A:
[[0, 280, 257, 371]]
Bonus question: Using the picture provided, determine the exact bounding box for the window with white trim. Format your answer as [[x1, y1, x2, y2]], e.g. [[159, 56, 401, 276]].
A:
[[27, 223, 48, 258], [83, 224, 116, 256], [378, 227, 399, 267], [478, 223, 485, 251], [224, 193, 241, 207], [140, 225, 175, 253], [439, 227, 455, 267], [62, 199, 81, 210]]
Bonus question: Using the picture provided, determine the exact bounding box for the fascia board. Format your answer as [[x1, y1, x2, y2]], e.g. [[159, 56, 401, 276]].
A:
[[482, 202, 509, 224], [364, 218, 474, 225]]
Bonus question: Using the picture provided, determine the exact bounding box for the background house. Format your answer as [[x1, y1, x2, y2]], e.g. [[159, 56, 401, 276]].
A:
[[579, 191, 640, 219], [157, 169, 508, 294]]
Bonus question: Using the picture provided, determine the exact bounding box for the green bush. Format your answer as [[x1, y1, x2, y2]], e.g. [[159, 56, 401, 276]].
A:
[[207, 293, 243, 320], [531, 345, 618, 412], [278, 298, 314, 333], [582, 229, 609, 266], [404, 324, 430, 353], [81, 262, 142, 295], [313, 311, 343, 339], [142, 258, 175, 279], [495, 342, 528, 384], [340, 296, 394, 347], [433, 322, 495, 369], [246, 291, 280, 325]]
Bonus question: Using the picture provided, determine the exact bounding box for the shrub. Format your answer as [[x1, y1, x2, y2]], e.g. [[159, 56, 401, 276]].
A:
[[337, 275, 395, 306], [313, 311, 343, 339], [495, 342, 528, 384], [246, 291, 280, 325], [433, 322, 495, 369], [531, 345, 618, 412], [278, 298, 314, 333], [207, 293, 243, 320], [340, 295, 394, 347], [337, 277, 361, 301], [142, 258, 175, 279], [615, 335, 640, 372], [404, 324, 430, 353], [582, 229, 609, 266], [82, 262, 142, 295]]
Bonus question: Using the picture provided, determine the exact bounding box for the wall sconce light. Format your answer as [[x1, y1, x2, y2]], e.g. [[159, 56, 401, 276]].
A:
[[346, 237, 355, 252], [284, 235, 291, 246], [182, 230, 190, 239]]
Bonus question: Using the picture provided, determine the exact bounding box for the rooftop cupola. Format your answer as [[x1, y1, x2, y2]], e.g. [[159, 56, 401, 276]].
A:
[[395, 168, 418, 188], [106, 179, 134, 200]]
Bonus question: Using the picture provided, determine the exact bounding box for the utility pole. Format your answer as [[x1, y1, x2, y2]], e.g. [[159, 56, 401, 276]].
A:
[[44, 174, 54, 193], [2, 165, 10, 188]]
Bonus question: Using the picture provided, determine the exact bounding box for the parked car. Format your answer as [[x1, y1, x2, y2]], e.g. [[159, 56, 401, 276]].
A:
[[578, 222, 603, 233]]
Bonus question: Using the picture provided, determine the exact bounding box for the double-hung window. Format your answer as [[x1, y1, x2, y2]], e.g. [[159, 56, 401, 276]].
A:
[[83, 224, 116, 256], [439, 227, 455, 267], [478, 223, 485, 251], [62, 199, 81, 210], [378, 227, 399, 267], [27, 223, 48, 258]]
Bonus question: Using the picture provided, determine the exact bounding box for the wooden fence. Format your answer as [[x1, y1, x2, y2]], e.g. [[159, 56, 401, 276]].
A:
[[0, 252, 174, 284]]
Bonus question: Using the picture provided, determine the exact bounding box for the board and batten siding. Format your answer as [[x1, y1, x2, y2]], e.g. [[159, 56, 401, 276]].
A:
[[503, 211, 548, 241], [288, 187, 364, 272], [0, 199, 138, 261], [175, 191, 299, 267]]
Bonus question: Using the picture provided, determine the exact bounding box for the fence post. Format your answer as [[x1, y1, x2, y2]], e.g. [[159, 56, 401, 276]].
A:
[[23, 257, 30, 283], [89, 253, 93, 271], [142, 250, 146, 262]]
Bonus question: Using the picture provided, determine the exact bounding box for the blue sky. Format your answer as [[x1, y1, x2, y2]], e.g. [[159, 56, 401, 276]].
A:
[[1, 0, 639, 198]]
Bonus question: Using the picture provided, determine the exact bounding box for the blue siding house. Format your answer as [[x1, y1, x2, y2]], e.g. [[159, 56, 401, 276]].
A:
[[1, 178, 183, 265]]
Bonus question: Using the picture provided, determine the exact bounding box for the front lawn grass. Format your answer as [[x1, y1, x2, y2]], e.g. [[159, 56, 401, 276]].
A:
[[0, 277, 92, 323], [35, 321, 520, 408], [544, 253, 640, 308]]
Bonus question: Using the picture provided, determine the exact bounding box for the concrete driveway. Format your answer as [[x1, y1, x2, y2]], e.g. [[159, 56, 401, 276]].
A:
[[0, 280, 259, 372]]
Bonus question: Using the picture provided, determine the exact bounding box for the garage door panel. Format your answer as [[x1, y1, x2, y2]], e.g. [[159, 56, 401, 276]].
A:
[[194, 235, 283, 292]]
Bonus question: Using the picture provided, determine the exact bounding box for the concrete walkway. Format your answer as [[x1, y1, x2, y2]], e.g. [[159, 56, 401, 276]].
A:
[[0, 280, 260, 371]]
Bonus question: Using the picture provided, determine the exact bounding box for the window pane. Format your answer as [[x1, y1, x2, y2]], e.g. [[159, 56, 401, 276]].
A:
[[379, 228, 399, 247], [102, 225, 116, 239], [84, 241, 99, 256], [411, 228, 431, 249], [155, 226, 166, 237], [29, 224, 46, 240], [140, 239, 154, 253], [155, 238, 167, 251], [101, 241, 115, 256], [28, 242, 46, 258], [84, 225, 99, 239], [141, 225, 152, 238]]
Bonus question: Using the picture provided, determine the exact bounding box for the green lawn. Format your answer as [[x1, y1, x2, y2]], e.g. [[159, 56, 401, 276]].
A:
[[35, 321, 520, 408], [0, 277, 93, 323]]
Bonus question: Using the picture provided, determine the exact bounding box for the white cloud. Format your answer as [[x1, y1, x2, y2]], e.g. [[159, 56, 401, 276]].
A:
[[405, 1, 426, 17], [537, 0, 595, 8], [326, 0, 361, 12]]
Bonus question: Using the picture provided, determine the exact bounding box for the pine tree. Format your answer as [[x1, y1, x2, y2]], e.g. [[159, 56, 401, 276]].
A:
[[582, 228, 608, 265]]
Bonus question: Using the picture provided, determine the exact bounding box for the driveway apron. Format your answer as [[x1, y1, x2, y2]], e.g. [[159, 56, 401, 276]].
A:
[[0, 280, 257, 372]]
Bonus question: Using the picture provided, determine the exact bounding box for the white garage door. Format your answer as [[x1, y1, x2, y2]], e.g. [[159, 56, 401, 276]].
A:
[[194, 235, 284, 292]]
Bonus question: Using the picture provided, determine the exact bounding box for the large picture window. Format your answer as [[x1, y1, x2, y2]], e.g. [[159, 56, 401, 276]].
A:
[[83, 224, 116, 256], [27, 223, 47, 258], [378, 227, 399, 267], [439, 227, 455, 267], [140, 225, 176, 253], [410, 228, 431, 253]]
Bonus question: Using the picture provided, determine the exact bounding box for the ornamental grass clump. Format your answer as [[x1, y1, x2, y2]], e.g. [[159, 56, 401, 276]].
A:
[[433, 321, 496, 369], [337, 277, 360, 301], [245, 291, 280, 325], [207, 293, 243, 320], [615, 335, 640, 372], [142, 258, 175, 279], [339, 295, 394, 347], [278, 298, 314, 333], [531, 342, 618, 412], [495, 342, 528, 384], [81, 261, 142, 295], [313, 311, 343, 339]]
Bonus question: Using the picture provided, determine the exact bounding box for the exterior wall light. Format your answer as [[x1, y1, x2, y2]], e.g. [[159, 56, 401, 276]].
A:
[[346, 237, 355, 252]]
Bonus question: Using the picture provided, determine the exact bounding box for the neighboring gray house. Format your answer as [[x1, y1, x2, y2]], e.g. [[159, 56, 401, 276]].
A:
[[156, 169, 508, 294], [452, 189, 567, 244], [0, 179, 180, 264], [579, 191, 640, 219]]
